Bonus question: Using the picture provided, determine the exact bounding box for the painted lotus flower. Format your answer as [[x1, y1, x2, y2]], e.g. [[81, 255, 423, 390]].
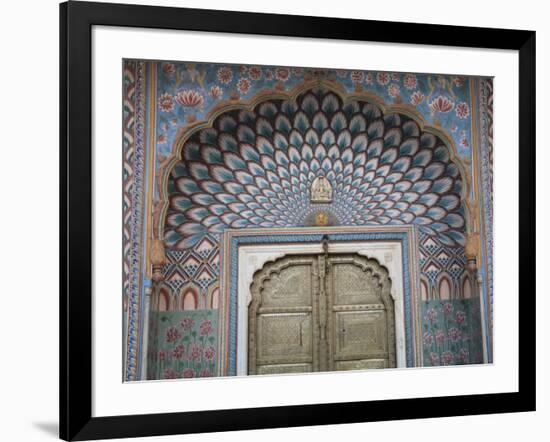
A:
[[200, 319, 213, 336], [388, 83, 400, 98], [404, 74, 417, 90], [180, 316, 195, 331], [217, 66, 233, 84], [248, 66, 262, 80], [429, 352, 440, 366], [429, 95, 454, 113], [165, 326, 181, 343], [236, 78, 251, 94], [182, 368, 195, 378], [448, 327, 461, 342], [210, 85, 223, 100], [162, 62, 176, 76], [455, 102, 470, 119], [175, 89, 204, 108], [204, 346, 216, 360], [410, 91, 425, 105], [275, 67, 290, 82], [376, 72, 390, 85], [172, 344, 186, 359], [158, 93, 174, 112], [442, 351, 454, 365], [351, 71, 364, 84]]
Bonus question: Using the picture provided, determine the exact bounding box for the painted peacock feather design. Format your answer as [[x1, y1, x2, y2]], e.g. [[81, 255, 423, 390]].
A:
[[164, 86, 466, 250]]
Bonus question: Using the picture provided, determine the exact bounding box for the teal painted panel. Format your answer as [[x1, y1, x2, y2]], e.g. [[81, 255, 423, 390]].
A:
[[147, 309, 218, 379], [421, 298, 483, 366]]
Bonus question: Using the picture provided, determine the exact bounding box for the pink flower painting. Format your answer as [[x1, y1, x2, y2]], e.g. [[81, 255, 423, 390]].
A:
[[180, 317, 195, 331], [351, 71, 365, 84], [403, 74, 417, 90], [210, 85, 223, 100], [455, 102, 470, 119], [182, 368, 196, 378], [158, 93, 174, 112], [248, 66, 262, 81], [442, 351, 454, 365], [200, 319, 213, 336], [376, 72, 390, 85], [204, 346, 216, 360], [162, 62, 176, 76], [410, 91, 425, 105], [275, 67, 290, 82], [429, 96, 454, 113], [175, 90, 204, 108], [164, 368, 177, 379], [236, 78, 251, 95], [165, 326, 181, 343], [172, 344, 185, 360]]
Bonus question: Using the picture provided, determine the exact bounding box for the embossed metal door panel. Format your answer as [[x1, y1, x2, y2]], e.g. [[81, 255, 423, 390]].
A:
[[327, 255, 396, 371], [248, 252, 395, 375], [248, 256, 318, 375]]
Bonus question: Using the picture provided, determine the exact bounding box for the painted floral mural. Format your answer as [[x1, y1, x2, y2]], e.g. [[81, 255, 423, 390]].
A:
[[147, 310, 218, 380]]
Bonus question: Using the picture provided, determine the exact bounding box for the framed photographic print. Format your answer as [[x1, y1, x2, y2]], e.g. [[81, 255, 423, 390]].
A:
[[60, 1, 536, 440]]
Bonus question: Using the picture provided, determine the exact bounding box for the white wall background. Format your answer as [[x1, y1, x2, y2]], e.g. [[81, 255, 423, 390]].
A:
[[0, 0, 547, 441]]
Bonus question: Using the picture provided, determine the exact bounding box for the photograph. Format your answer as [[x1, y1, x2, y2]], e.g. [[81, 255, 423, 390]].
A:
[[122, 60, 494, 381]]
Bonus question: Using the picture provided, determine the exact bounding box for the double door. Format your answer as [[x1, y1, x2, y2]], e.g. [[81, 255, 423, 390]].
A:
[[248, 253, 396, 375]]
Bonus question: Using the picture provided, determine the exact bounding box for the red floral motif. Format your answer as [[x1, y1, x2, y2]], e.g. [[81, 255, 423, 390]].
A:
[[391, 73, 400, 81], [442, 351, 454, 365], [165, 326, 181, 343], [423, 332, 433, 346], [448, 327, 461, 342], [182, 368, 195, 378], [164, 368, 177, 379], [453, 76, 466, 87], [435, 329, 445, 343], [172, 344, 186, 359], [217, 66, 233, 84], [236, 78, 251, 94], [275, 67, 290, 82], [425, 308, 438, 323], [455, 310, 466, 325], [458, 348, 469, 363], [460, 137, 470, 148], [157, 133, 167, 145], [175, 90, 204, 107], [455, 102, 470, 119], [162, 62, 176, 76], [200, 319, 213, 336], [158, 93, 174, 112], [410, 91, 425, 105], [210, 85, 223, 100], [403, 74, 417, 90], [429, 352, 440, 366], [158, 349, 165, 361], [239, 65, 248, 74], [199, 368, 213, 377], [204, 346, 216, 360], [442, 303, 454, 315], [248, 66, 262, 80], [191, 344, 203, 361], [429, 95, 454, 113], [180, 317, 195, 331], [351, 71, 364, 84], [376, 72, 390, 85], [388, 83, 400, 98], [365, 72, 374, 85]]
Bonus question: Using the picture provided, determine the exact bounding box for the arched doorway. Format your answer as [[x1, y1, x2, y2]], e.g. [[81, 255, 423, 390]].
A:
[[248, 252, 395, 375]]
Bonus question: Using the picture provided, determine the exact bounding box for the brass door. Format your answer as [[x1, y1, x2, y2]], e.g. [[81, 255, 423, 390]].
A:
[[248, 252, 395, 375]]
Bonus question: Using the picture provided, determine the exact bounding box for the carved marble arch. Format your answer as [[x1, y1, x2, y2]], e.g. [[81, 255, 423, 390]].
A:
[[248, 253, 395, 375], [155, 80, 472, 252]]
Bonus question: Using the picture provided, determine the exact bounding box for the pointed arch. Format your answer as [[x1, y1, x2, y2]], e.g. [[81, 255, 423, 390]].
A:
[[438, 274, 452, 300], [180, 285, 199, 311]]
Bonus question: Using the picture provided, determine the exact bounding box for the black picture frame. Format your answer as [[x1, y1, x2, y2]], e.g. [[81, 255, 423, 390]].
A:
[[60, 1, 536, 440]]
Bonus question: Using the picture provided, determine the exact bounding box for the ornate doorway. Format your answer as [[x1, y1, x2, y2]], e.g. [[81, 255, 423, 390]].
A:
[[248, 247, 396, 375]]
